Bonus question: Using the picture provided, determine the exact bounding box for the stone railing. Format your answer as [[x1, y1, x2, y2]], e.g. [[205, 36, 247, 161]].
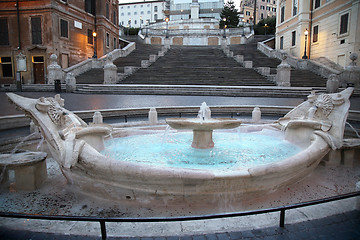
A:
[[63, 42, 136, 78], [257, 39, 340, 79]]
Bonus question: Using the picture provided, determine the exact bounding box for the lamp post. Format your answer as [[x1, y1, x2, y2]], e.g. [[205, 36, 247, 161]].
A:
[[127, 18, 131, 35], [145, 20, 149, 37], [181, 9, 183, 20], [222, 18, 226, 38], [92, 31, 97, 59], [264, 23, 269, 35], [165, 17, 169, 38], [302, 29, 309, 59]]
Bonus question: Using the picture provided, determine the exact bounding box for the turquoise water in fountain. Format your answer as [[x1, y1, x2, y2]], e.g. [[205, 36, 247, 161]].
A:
[[102, 130, 301, 171]]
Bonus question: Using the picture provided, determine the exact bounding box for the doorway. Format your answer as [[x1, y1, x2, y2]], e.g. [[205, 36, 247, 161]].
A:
[[33, 56, 45, 84]]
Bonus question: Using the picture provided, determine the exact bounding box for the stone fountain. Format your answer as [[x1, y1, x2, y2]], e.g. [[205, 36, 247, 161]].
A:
[[166, 102, 241, 149], [5, 88, 353, 202]]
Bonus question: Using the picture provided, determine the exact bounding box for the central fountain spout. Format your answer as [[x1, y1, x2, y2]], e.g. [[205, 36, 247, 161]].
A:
[[166, 102, 241, 149]]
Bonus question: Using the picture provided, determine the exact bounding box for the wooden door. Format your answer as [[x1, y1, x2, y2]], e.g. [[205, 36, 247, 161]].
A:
[[33, 62, 44, 84]]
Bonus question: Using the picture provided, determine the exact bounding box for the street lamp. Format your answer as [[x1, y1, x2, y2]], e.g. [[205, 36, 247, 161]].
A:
[[223, 18, 227, 39], [181, 9, 183, 20], [165, 17, 169, 38], [92, 31, 97, 59], [264, 23, 268, 35], [127, 18, 131, 35], [302, 29, 309, 59], [145, 20, 149, 37]]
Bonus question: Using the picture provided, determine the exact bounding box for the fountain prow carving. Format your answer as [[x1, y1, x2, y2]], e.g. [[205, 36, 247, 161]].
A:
[[6, 93, 110, 169], [277, 88, 353, 149]]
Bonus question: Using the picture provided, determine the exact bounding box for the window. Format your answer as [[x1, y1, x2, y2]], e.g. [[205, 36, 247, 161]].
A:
[[128, 12, 131, 16], [113, 37, 117, 49], [134, 12, 137, 15], [280, 6, 285, 23], [135, 20, 137, 25], [60, 19, 68, 38], [147, 11, 151, 14], [141, 11, 144, 15], [313, 25, 318, 43], [87, 29, 93, 44], [113, 11, 117, 25], [121, 13, 124, 16], [106, 3, 109, 19], [314, 0, 321, 9], [291, 31, 296, 46], [141, 5, 143, 8], [260, 6, 265, 10], [293, 0, 298, 16], [339, 13, 349, 35], [0, 57, 13, 77], [154, 14, 158, 20], [154, 6, 158, 12], [106, 33, 110, 47], [0, 18, 9, 46], [246, 11, 250, 16], [85, 0, 95, 15], [261, 13, 264, 19], [31, 17, 42, 45], [280, 36, 284, 49]]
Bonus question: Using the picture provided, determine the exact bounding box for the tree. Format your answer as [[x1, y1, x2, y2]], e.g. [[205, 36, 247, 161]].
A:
[[254, 16, 276, 35], [220, 0, 239, 29]]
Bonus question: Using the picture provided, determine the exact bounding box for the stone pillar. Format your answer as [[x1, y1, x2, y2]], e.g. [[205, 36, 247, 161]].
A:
[[47, 54, 63, 84], [258, 67, 270, 76], [221, 38, 227, 49], [103, 54, 117, 84], [141, 60, 150, 68], [149, 55, 158, 63], [148, 108, 158, 125], [124, 66, 135, 75], [252, 107, 261, 123], [326, 74, 339, 93], [164, 38, 171, 48], [93, 111, 103, 124], [65, 73, 76, 93], [243, 61, 253, 68], [234, 55, 244, 63], [339, 53, 360, 88], [276, 56, 291, 87]]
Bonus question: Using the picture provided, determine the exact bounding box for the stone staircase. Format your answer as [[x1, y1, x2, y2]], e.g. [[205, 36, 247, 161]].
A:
[[119, 45, 275, 86], [229, 36, 327, 87], [75, 36, 162, 84]]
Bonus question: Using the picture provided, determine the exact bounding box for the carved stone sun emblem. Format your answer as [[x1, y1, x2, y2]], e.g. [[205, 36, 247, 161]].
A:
[[314, 94, 334, 117]]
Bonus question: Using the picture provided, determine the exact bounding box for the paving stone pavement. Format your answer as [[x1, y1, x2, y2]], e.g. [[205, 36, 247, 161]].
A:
[[0, 211, 359, 240]]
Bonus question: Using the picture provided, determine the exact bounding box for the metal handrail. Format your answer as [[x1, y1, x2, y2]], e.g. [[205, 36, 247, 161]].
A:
[[1, 191, 359, 240]]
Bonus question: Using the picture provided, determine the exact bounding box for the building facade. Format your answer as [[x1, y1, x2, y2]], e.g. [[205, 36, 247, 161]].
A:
[[170, 0, 224, 21], [0, 0, 119, 84], [276, 0, 360, 67], [240, 0, 277, 24], [119, 0, 166, 28]]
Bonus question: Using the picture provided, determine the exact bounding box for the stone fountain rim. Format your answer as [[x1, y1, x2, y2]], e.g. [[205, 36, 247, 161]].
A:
[[76, 126, 327, 179]]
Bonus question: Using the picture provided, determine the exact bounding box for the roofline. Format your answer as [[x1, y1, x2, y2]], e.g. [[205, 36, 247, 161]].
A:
[[119, 0, 164, 6]]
